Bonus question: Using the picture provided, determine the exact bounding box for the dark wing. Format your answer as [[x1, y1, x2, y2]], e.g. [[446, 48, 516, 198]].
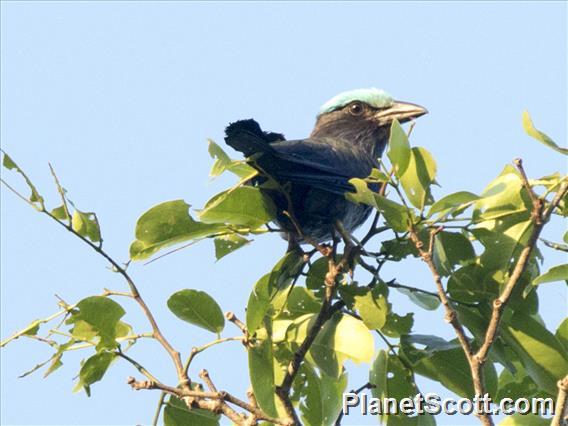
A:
[[224, 119, 373, 195]]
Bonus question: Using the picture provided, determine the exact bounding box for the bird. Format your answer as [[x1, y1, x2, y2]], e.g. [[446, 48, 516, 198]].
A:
[[224, 88, 427, 246]]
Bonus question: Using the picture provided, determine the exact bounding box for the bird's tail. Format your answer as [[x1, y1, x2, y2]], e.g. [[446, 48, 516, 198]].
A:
[[224, 119, 285, 157]]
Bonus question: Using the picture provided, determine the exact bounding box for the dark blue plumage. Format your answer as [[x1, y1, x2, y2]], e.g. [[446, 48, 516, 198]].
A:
[[224, 88, 427, 243]]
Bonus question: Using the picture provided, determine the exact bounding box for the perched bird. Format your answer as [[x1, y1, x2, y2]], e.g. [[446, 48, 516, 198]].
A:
[[224, 88, 427, 245]]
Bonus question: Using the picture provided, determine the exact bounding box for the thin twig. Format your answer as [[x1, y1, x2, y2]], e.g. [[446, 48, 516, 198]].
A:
[[184, 336, 245, 374], [334, 382, 376, 426], [151, 392, 166, 426]]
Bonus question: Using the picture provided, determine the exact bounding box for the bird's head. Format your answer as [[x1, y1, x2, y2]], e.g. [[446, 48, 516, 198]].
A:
[[312, 88, 427, 156]]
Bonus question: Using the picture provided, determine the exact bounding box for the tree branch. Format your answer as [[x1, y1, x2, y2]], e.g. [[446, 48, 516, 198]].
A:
[[276, 242, 350, 425], [475, 179, 568, 363], [552, 375, 568, 426]]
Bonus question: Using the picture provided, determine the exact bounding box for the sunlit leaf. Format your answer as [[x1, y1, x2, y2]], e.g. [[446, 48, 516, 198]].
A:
[[246, 250, 304, 333], [388, 119, 411, 178], [287, 312, 374, 377], [51, 205, 70, 221], [1, 152, 44, 209], [374, 195, 412, 233], [522, 110, 567, 155], [400, 147, 437, 209], [532, 264, 568, 286], [498, 413, 550, 426], [366, 168, 390, 183], [556, 318, 568, 353], [71, 209, 101, 243], [427, 191, 479, 219], [207, 139, 256, 179], [473, 166, 529, 222], [130, 200, 227, 260], [213, 234, 250, 260], [502, 312, 568, 396], [74, 352, 116, 396], [199, 187, 276, 228], [67, 297, 125, 351], [167, 289, 224, 334], [339, 285, 389, 330]]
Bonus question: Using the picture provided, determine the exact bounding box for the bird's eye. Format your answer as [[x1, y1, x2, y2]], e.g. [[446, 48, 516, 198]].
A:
[[349, 102, 364, 116]]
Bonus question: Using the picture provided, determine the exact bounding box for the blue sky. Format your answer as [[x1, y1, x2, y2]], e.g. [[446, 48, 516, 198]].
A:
[[1, 2, 566, 425]]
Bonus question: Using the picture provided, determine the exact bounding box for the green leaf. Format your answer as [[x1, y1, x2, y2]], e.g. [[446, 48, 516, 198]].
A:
[[374, 195, 412, 233], [473, 218, 534, 272], [474, 166, 529, 222], [246, 250, 305, 333], [167, 289, 224, 334], [207, 139, 256, 179], [289, 312, 374, 377], [1, 152, 44, 209], [366, 168, 390, 183], [427, 191, 479, 219], [498, 414, 550, 426], [130, 200, 227, 260], [51, 205, 70, 221], [339, 286, 388, 330], [432, 231, 476, 277], [301, 368, 347, 426], [382, 312, 414, 338], [556, 318, 568, 353], [447, 264, 499, 304], [71, 210, 101, 243], [369, 350, 435, 425], [248, 337, 281, 418], [74, 352, 116, 395], [381, 238, 419, 261], [345, 178, 378, 207], [285, 287, 322, 317], [522, 110, 568, 155], [199, 187, 276, 228], [346, 178, 414, 232], [456, 304, 518, 374], [496, 361, 548, 403], [246, 273, 272, 335], [67, 296, 125, 351], [164, 395, 220, 426], [312, 313, 374, 377], [532, 263, 568, 286], [213, 234, 250, 260], [400, 147, 437, 209], [395, 287, 440, 311], [410, 342, 498, 398], [403, 334, 461, 354], [501, 312, 568, 395], [387, 119, 411, 178], [305, 257, 330, 293]]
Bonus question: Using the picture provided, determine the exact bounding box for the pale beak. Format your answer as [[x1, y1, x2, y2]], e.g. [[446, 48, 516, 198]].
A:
[[374, 101, 428, 126]]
